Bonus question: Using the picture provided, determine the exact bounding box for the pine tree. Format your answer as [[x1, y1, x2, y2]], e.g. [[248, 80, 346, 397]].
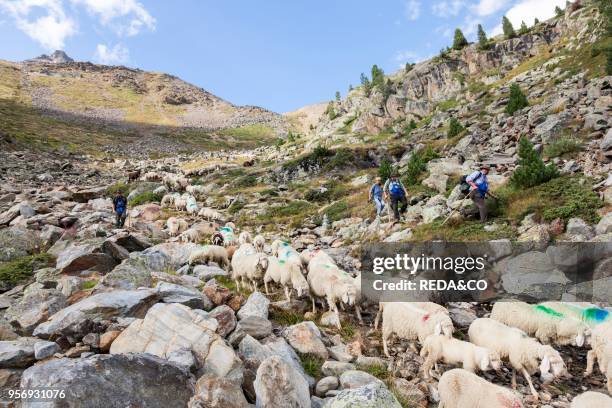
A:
[[447, 117, 465, 138], [477, 24, 488, 49], [510, 137, 559, 188], [453, 28, 468, 50], [555, 6, 564, 17], [534, 18, 540, 25], [519, 21, 529, 35], [505, 83, 529, 115], [371, 65, 385, 89], [378, 158, 393, 183], [335, 91, 341, 102], [502, 16, 516, 39], [360, 73, 372, 96]]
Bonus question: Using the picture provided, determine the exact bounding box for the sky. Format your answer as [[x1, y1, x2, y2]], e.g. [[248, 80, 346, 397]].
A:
[[0, 0, 569, 113]]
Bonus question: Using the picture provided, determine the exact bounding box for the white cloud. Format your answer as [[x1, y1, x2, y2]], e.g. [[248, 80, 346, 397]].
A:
[[435, 25, 453, 38], [72, 0, 155, 36], [94, 43, 129, 65], [472, 0, 509, 16], [490, 23, 503, 37], [393, 49, 431, 68], [0, 0, 155, 51], [405, 0, 421, 21], [503, 0, 568, 28], [432, 0, 465, 18], [0, 0, 77, 50]]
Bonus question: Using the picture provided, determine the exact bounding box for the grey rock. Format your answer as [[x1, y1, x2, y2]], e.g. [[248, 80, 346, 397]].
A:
[[55, 239, 117, 274], [5, 289, 67, 335], [328, 345, 354, 363], [321, 361, 356, 377], [501, 251, 570, 300], [33, 289, 158, 339], [323, 382, 401, 408], [0, 338, 36, 368], [254, 355, 310, 408], [167, 348, 197, 372], [188, 375, 249, 408], [236, 316, 272, 339], [33, 341, 60, 360], [566, 218, 594, 239], [194, 264, 228, 281], [237, 291, 270, 320], [282, 321, 328, 360], [155, 281, 213, 310], [316, 376, 339, 397], [596, 213, 612, 235], [20, 353, 194, 408], [339, 370, 383, 389], [601, 128, 612, 151]]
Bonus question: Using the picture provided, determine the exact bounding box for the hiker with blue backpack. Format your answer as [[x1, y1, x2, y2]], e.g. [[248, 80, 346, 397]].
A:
[[112, 191, 128, 228], [464, 165, 498, 223], [383, 171, 408, 222]]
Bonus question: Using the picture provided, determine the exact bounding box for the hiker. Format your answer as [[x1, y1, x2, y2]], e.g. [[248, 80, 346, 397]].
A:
[[369, 177, 385, 218], [112, 191, 128, 228], [383, 171, 408, 222], [466, 165, 498, 223]]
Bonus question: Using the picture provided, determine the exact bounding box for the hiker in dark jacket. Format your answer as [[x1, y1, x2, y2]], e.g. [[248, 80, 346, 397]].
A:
[[112, 191, 128, 228], [466, 165, 498, 223], [383, 171, 408, 222]]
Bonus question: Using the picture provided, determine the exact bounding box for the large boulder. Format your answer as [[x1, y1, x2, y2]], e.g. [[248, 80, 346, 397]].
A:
[[156, 281, 213, 311], [4, 289, 67, 335], [188, 375, 250, 408], [110, 303, 242, 380], [596, 213, 612, 235], [141, 242, 200, 271], [20, 353, 194, 408], [282, 321, 328, 360], [323, 382, 401, 408], [100, 255, 154, 290], [0, 338, 36, 368], [254, 355, 310, 408], [0, 227, 42, 262], [33, 289, 158, 339], [54, 239, 117, 274], [237, 291, 270, 320], [339, 370, 383, 389], [501, 251, 570, 300]]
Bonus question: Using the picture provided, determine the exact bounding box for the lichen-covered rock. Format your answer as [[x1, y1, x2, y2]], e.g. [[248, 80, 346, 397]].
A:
[[254, 355, 310, 408], [323, 382, 401, 408]]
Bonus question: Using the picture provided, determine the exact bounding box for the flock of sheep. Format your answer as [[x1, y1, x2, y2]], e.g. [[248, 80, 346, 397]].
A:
[[133, 169, 611, 407]]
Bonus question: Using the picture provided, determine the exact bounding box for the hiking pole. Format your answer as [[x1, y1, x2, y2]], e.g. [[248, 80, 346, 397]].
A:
[[441, 209, 458, 226]]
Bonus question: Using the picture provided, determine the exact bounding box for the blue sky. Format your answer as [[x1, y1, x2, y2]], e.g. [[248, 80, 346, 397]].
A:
[[0, 0, 567, 112]]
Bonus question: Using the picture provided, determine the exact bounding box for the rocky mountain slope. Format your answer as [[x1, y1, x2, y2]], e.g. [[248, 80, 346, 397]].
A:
[[0, 1, 611, 407]]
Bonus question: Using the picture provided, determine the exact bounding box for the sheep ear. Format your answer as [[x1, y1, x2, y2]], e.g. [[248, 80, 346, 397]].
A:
[[540, 355, 550, 374], [575, 333, 584, 347], [434, 322, 442, 336], [480, 354, 490, 371]]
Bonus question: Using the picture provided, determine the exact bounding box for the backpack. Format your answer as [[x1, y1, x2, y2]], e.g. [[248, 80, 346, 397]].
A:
[[459, 172, 483, 195], [389, 180, 404, 196], [115, 197, 126, 213]]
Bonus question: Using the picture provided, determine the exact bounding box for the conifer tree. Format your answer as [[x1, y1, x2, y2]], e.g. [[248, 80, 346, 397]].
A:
[[477, 24, 488, 49], [519, 21, 529, 35], [502, 16, 516, 39], [505, 83, 529, 115], [510, 137, 559, 188], [453, 28, 468, 50]]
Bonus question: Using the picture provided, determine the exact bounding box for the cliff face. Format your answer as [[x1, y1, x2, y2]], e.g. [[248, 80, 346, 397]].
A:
[[317, 4, 602, 137]]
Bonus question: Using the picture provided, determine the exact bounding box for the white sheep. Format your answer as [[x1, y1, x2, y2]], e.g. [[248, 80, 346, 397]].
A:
[[541, 301, 610, 327], [174, 196, 187, 211], [263, 256, 309, 301], [491, 301, 588, 346], [438, 368, 524, 408], [231, 252, 269, 291], [185, 194, 198, 215], [166, 217, 188, 237], [238, 231, 252, 245], [570, 391, 612, 408], [161, 193, 179, 208], [253, 234, 266, 253], [199, 207, 224, 222], [143, 171, 161, 181], [585, 321, 612, 394], [189, 245, 230, 271], [380, 302, 453, 357], [420, 334, 502, 378], [468, 318, 567, 400], [186, 184, 208, 199], [178, 222, 216, 244]]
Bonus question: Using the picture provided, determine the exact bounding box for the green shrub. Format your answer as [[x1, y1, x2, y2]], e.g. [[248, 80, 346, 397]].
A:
[[510, 137, 558, 188], [378, 157, 393, 183], [0, 253, 55, 287], [129, 191, 163, 206], [107, 182, 130, 196], [447, 117, 465, 138], [299, 353, 323, 378], [404, 146, 439, 185], [505, 83, 529, 115], [228, 200, 245, 215], [235, 175, 258, 188], [322, 200, 350, 222], [543, 138, 582, 158]]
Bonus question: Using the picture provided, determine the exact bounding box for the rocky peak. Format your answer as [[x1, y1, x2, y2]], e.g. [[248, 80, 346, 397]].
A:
[[28, 50, 74, 64]]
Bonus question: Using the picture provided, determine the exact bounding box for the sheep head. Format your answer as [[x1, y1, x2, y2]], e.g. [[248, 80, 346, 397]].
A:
[[538, 345, 567, 382], [485, 350, 502, 371]]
